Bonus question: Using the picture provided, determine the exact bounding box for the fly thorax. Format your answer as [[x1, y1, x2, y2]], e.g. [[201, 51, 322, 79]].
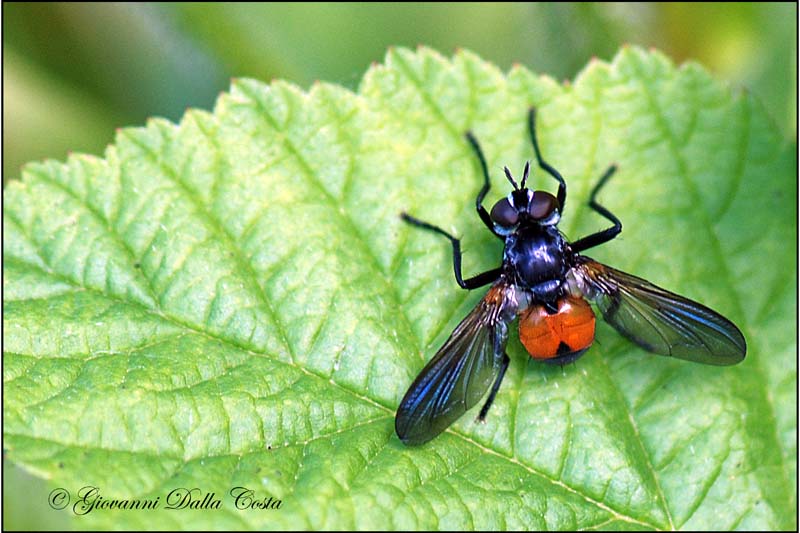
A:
[[505, 228, 566, 290]]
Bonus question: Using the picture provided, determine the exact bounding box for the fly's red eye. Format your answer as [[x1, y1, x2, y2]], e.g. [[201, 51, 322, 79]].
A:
[[490, 198, 519, 227], [528, 191, 559, 220]]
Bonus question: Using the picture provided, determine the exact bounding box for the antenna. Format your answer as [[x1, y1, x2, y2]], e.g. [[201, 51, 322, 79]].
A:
[[521, 161, 530, 189], [503, 166, 519, 190]]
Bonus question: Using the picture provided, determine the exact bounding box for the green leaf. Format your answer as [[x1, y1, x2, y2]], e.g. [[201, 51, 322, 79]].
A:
[[3, 47, 795, 530]]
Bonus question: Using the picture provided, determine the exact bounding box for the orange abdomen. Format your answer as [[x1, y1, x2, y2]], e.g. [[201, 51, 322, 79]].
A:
[[518, 296, 596, 359]]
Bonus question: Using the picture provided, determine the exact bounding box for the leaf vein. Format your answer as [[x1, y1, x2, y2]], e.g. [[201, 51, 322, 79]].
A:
[[236, 81, 423, 367]]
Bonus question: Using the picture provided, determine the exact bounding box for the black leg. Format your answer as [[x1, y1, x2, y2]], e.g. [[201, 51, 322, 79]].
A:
[[528, 108, 567, 210], [570, 164, 622, 253], [477, 352, 510, 421], [465, 132, 504, 240], [401, 212, 502, 289]]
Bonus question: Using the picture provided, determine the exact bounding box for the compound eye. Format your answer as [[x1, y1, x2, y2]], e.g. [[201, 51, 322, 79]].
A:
[[528, 191, 559, 220], [490, 198, 519, 227]]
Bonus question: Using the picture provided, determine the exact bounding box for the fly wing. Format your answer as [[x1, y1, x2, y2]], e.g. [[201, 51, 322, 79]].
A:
[[574, 259, 746, 365], [395, 281, 518, 445]]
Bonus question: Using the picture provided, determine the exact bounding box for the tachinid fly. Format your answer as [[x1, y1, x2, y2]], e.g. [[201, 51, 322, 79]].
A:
[[396, 108, 746, 446]]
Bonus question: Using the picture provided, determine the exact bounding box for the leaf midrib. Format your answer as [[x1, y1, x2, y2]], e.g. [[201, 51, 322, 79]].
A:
[[5, 247, 665, 528]]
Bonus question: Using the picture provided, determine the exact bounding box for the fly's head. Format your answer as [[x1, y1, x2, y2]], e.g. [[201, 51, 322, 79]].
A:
[[489, 161, 561, 235]]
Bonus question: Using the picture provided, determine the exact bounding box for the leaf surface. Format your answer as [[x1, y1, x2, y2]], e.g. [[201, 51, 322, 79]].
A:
[[3, 47, 796, 530]]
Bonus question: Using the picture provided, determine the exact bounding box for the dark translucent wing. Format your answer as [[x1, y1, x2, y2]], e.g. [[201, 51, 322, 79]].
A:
[[395, 282, 518, 445], [575, 259, 746, 365]]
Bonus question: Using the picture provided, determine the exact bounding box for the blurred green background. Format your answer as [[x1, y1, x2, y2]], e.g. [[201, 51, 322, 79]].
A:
[[2, 2, 796, 530], [3, 2, 796, 183]]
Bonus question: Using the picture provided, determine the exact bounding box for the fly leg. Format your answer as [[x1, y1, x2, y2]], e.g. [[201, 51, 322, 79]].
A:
[[478, 352, 510, 421], [401, 213, 502, 289], [570, 164, 622, 252], [465, 131, 505, 240], [529, 108, 567, 210]]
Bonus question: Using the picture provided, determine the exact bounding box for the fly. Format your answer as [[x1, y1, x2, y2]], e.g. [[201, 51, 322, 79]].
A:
[[395, 108, 746, 446]]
